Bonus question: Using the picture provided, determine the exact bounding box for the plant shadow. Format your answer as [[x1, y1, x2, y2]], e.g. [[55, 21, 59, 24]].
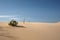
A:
[[8, 24, 26, 28], [15, 25, 26, 28]]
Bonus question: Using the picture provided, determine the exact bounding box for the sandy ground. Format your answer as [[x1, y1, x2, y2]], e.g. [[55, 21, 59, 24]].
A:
[[0, 22, 60, 40]]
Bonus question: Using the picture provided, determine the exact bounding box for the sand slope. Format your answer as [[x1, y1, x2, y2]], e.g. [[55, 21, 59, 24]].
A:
[[0, 22, 60, 40]]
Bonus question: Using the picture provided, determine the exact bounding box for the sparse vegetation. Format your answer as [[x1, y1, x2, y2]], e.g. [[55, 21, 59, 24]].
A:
[[8, 20, 18, 26]]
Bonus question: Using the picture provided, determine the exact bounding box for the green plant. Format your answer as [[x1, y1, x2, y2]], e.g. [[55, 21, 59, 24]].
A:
[[8, 20, 18, 26]]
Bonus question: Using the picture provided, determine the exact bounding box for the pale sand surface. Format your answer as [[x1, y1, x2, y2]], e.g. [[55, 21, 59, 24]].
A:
[[0, 22, 60, 40]]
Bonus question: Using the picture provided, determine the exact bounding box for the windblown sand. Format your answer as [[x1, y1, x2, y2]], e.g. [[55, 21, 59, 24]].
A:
[[0, 22, 60, 40]]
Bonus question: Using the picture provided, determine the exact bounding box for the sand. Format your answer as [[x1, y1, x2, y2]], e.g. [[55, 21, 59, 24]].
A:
[[0, 22, 60, 40]]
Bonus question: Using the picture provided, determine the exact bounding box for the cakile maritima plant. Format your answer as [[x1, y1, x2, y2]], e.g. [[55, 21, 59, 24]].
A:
[[8, 20, 18, 26]]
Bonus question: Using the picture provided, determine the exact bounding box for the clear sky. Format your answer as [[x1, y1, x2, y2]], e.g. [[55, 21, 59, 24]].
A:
[[0, 0, 60, 22]]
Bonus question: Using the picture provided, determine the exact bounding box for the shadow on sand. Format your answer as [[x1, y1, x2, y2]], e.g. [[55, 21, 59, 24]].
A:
[[16, 25, 25, 28], [12, 25, 26, 28]]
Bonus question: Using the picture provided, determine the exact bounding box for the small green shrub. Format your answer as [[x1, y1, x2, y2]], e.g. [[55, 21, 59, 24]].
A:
[[8, 20, 18, 26]]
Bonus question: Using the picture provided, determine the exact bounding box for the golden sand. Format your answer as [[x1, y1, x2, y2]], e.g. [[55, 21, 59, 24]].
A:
[[0, 22, 60, 40]]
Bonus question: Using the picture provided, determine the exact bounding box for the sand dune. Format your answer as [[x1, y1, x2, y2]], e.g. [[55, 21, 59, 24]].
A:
[[0, 22, 60, 40]]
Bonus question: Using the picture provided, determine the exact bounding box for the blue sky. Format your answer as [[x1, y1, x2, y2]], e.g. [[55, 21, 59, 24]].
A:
[[0, 0, 60, 22]]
